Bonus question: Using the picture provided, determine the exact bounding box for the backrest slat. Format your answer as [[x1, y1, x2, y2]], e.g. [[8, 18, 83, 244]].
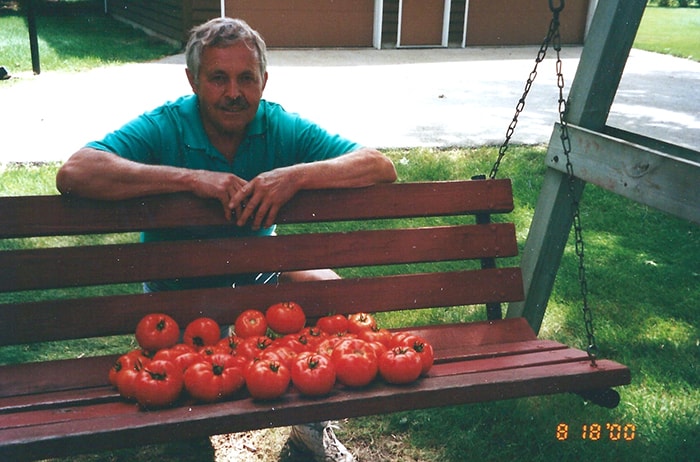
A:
[[0, 268, 524, 346], [0, 180, 514, 238], [1, 223, 517, 292]]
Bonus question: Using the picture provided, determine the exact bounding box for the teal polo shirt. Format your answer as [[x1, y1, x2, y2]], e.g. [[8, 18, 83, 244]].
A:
[[88, 95, 360, 180], [86, 95, 361, 289]]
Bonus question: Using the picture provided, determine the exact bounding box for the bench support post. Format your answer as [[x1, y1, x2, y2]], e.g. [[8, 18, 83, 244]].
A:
[[506, 0, 647, 333]]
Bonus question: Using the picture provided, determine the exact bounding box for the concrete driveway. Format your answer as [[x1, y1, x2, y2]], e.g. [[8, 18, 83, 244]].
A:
[[0, 46, 698, 164]]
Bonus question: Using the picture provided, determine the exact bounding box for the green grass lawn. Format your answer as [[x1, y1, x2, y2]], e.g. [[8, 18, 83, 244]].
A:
[[634, 6, 700, 60], [0, 2, 180, 76]]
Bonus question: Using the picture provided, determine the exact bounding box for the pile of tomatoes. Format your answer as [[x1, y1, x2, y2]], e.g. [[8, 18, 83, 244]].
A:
[[109, 302, 434, 409]]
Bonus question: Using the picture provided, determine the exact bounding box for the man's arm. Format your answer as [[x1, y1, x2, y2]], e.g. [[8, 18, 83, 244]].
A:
[[56, 148, 247, 220], [230, 147, 397, 229]]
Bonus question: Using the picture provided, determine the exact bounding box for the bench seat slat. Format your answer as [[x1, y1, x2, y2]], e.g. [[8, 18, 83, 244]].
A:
[[0, 318, 531, 399], [0, 359, 630, 461], [0, 180, 515, 238], [1, 223, 517, 292], [0, 268, 524, 346]]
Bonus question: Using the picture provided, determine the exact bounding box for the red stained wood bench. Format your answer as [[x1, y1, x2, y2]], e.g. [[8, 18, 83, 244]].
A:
[[0, 179, 630, 460]]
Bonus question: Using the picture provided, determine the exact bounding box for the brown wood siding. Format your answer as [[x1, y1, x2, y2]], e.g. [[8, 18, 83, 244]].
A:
[[466, 0, 589, 46], [225, 0, 375, 47], [399, 0, 445, 46], [110, 0, 185, 42]]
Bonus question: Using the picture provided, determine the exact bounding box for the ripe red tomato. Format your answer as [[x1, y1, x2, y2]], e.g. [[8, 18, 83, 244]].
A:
[[358, 327, 393, 347], [266, 301, 306, 335], [331, 338, 378, 387], [260, 346, 298, 369], [172, 351, 202, 374], [245, 359, 291, 400], [216, 334, 244, 355], [291, 352, 336, 397], [234, 309, 268, 338], [134, 313, 180, 352], [183, 354, 246, 402], [316, 314, 349, 335], [183, 317, 221, 348], [397, 335, 435, 376], [132, 359, 184, 409], [378, 346, 423, 384], [238, 335, 274, 360], [347, 312, 377, 335], [113, 354, 150, 400]]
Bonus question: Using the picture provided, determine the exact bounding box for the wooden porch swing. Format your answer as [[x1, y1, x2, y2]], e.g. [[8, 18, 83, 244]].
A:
[[4, 0, 697, 459]]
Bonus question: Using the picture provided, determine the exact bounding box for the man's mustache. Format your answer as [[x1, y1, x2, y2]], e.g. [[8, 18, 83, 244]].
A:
[[220, 96, 250, 110]]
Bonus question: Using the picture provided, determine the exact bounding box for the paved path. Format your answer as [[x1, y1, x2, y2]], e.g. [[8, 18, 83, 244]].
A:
[[1, 47, 698, 164]]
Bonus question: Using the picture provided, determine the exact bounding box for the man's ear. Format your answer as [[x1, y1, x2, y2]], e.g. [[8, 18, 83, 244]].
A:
[[186, 68, 198, 93], [262, 71, 268, 92]]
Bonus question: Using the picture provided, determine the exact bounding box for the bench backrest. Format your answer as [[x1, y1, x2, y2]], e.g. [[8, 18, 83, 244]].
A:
[[0, 179, 523, 347]]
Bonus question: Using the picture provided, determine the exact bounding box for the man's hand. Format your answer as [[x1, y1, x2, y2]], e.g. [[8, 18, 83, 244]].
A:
[[189, 170, 248, 221], [229, 166, 301, 229]]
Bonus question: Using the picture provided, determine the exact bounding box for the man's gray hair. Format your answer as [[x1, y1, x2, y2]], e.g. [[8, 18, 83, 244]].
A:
[[185, 17, 267, 84]]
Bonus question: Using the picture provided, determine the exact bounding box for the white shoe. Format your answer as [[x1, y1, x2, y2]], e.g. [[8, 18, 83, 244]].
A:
[[288, 421, 355, 462]]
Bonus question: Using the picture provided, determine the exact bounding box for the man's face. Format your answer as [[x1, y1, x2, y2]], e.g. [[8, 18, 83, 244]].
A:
[[187, 42, 268, 139]]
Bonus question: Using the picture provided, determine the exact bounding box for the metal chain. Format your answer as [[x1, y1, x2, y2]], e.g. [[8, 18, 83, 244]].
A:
[[551, 15, 599, 367], [488, 0, 599, 367], [489, 7, 559, 179]]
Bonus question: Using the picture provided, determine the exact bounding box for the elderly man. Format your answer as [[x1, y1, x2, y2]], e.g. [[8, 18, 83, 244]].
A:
[[57, 17, 396, 462]]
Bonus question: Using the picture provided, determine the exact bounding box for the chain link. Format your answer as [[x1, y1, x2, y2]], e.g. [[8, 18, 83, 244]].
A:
[[490, 12, 558, 179], [488, 1, 599, 367], [552, 16, 599, 367]]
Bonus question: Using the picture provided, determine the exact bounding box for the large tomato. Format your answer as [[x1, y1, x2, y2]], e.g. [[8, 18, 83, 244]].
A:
[[245, 359, 291, 400], [134, 313, 180, 352], [347, 312, 377, 335], [183, 354, 246, 402], [378, 346, 423, 384], [216, 334, 244, 355], [316, 314, 349, 335], [113, 353, 151, 400], [234, 309, 268, 338], [132, 359, 184, 409], [183, 317, 221, 349], [291, 352, 336, 397], [238, 335, 274, 360], [265, 301, 306, 335], [331, 338, 378, 387], [397, 335, 435, 376], [358, 327, 393, 347]]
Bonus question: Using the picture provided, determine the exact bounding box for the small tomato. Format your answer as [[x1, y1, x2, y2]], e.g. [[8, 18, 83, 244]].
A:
[[183, 354, 246, 402], [347, 312, 377, 335], [246, 359, 291, 400], [291, 352, 336, 397], [316, 314, 349, 335], [133, 359, 183, 409], [378, 346, 423, 384], [134, 313, 180, 352], [266, 301, 306, 335], [234, 309, 268, 338], [183, 317, 221, 348], [331, 338, 378, 387]]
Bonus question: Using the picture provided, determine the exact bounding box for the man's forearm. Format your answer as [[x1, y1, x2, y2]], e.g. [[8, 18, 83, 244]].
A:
[[293, 148, 397, 190], [56, 148, 196, 200]]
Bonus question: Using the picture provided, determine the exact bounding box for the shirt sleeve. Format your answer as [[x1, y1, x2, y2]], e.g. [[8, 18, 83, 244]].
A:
[[85, 110, 168, 165]]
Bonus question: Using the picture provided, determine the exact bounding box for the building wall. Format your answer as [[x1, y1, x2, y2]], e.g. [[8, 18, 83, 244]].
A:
[[225, 0, 375, 47], [465, 0, 590, 46], [107, 0, 591, 48]]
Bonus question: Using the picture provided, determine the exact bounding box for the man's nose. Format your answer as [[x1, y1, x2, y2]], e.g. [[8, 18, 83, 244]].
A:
[[224, 81, 241, 98]]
